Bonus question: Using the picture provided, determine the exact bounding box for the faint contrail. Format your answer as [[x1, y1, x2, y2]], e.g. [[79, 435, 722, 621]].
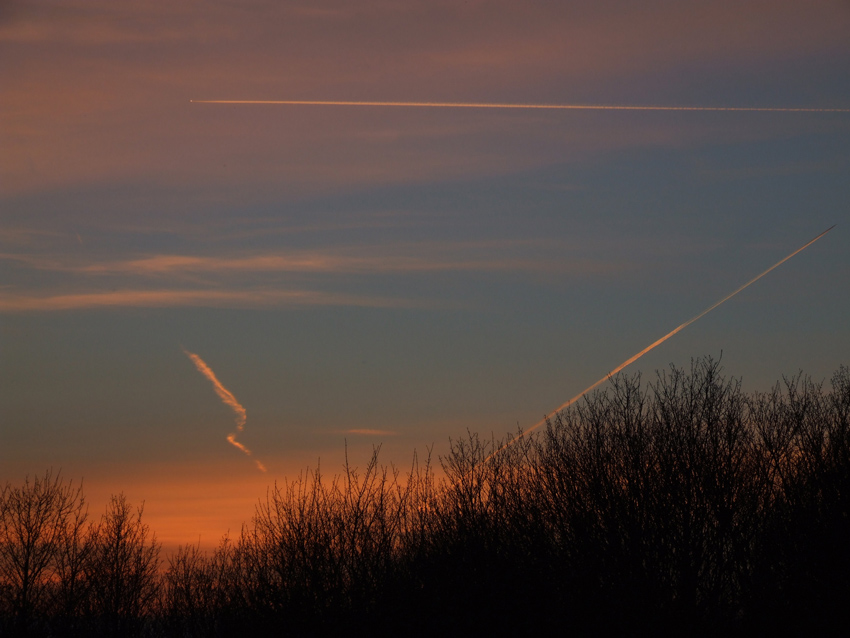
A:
[[484, 224, 836, 463], [190, 99, 850, 113], [183, 348, 266, 472]]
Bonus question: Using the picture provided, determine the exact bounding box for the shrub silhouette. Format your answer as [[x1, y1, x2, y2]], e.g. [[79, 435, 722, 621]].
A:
[[2, 358, 849, 636]]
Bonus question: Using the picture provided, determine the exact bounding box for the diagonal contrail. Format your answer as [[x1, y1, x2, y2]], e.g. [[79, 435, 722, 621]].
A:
[[483, 225, 836, 464], [190, 99, 850, 113], [183, 348, 267, 472]]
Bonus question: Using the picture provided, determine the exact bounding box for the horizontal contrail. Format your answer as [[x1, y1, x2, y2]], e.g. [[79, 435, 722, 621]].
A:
[[484, 224, 836, 464], [183, 348, 266, 472], [190, 99, 850, 113]]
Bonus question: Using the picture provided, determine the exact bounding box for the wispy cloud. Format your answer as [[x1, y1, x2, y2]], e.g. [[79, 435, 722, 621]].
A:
[[0, 229, 62, 246], [0, 252, 69, 269], [79, 252, 553, 276], [0, 239, 626, 312], [0, 288, 431, 312], [337, 429, 398, 436], [1, 240, 617, 278]]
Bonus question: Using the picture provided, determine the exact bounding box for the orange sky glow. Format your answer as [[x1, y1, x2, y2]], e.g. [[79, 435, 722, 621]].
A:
[[2, 0, 849, 556]]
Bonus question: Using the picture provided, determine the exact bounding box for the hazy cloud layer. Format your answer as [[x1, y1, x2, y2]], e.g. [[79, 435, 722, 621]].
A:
[[3, 0, 848, 198]]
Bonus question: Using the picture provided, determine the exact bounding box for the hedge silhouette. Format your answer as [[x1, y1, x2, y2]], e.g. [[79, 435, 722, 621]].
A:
[[2, 358, 849, 636]]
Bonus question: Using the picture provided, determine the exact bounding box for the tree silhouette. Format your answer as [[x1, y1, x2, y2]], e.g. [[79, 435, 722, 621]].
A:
[[2, 360, 849, 636], [0, 470, 86, 636], [83, 494, 161, 637]]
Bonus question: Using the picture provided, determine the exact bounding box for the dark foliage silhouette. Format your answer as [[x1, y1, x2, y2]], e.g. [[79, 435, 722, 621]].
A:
[[2, 358, 849, 636]]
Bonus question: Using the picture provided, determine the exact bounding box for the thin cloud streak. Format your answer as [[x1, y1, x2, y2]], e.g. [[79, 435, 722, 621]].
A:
[[337, 429, 398, 436], [183, 349, 266, 473], [0, 288, 430, 312], [77, 252, 566, 276], [192, 100, 850, 113], [2, 240, 616, 278]]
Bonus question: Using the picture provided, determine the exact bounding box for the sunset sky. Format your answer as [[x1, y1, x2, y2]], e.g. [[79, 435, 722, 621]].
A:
[[2, 0, 849, 550]]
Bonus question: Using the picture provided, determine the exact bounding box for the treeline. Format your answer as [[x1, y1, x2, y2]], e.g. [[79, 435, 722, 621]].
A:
[[2, 359, 849, 636]]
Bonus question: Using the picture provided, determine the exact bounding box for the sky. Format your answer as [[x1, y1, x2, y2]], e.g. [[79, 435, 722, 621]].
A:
[[2, 0, 849, 551]]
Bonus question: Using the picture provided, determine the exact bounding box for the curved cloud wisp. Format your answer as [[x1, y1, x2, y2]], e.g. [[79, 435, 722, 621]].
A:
[[183, 348, 266, 472]]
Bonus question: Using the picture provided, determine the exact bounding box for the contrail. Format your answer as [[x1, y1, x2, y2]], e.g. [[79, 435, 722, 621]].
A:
[[183, 348, 266, 472], [483, 224, 836, 464], [190, 99, 850, 113]]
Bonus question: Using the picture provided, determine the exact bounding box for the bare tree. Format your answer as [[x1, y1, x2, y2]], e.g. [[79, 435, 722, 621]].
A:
[[51, 493, 94, 635], [0, 470, 86, 634], [3, 360, 848, 636], [84, 494, 161, 636]]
